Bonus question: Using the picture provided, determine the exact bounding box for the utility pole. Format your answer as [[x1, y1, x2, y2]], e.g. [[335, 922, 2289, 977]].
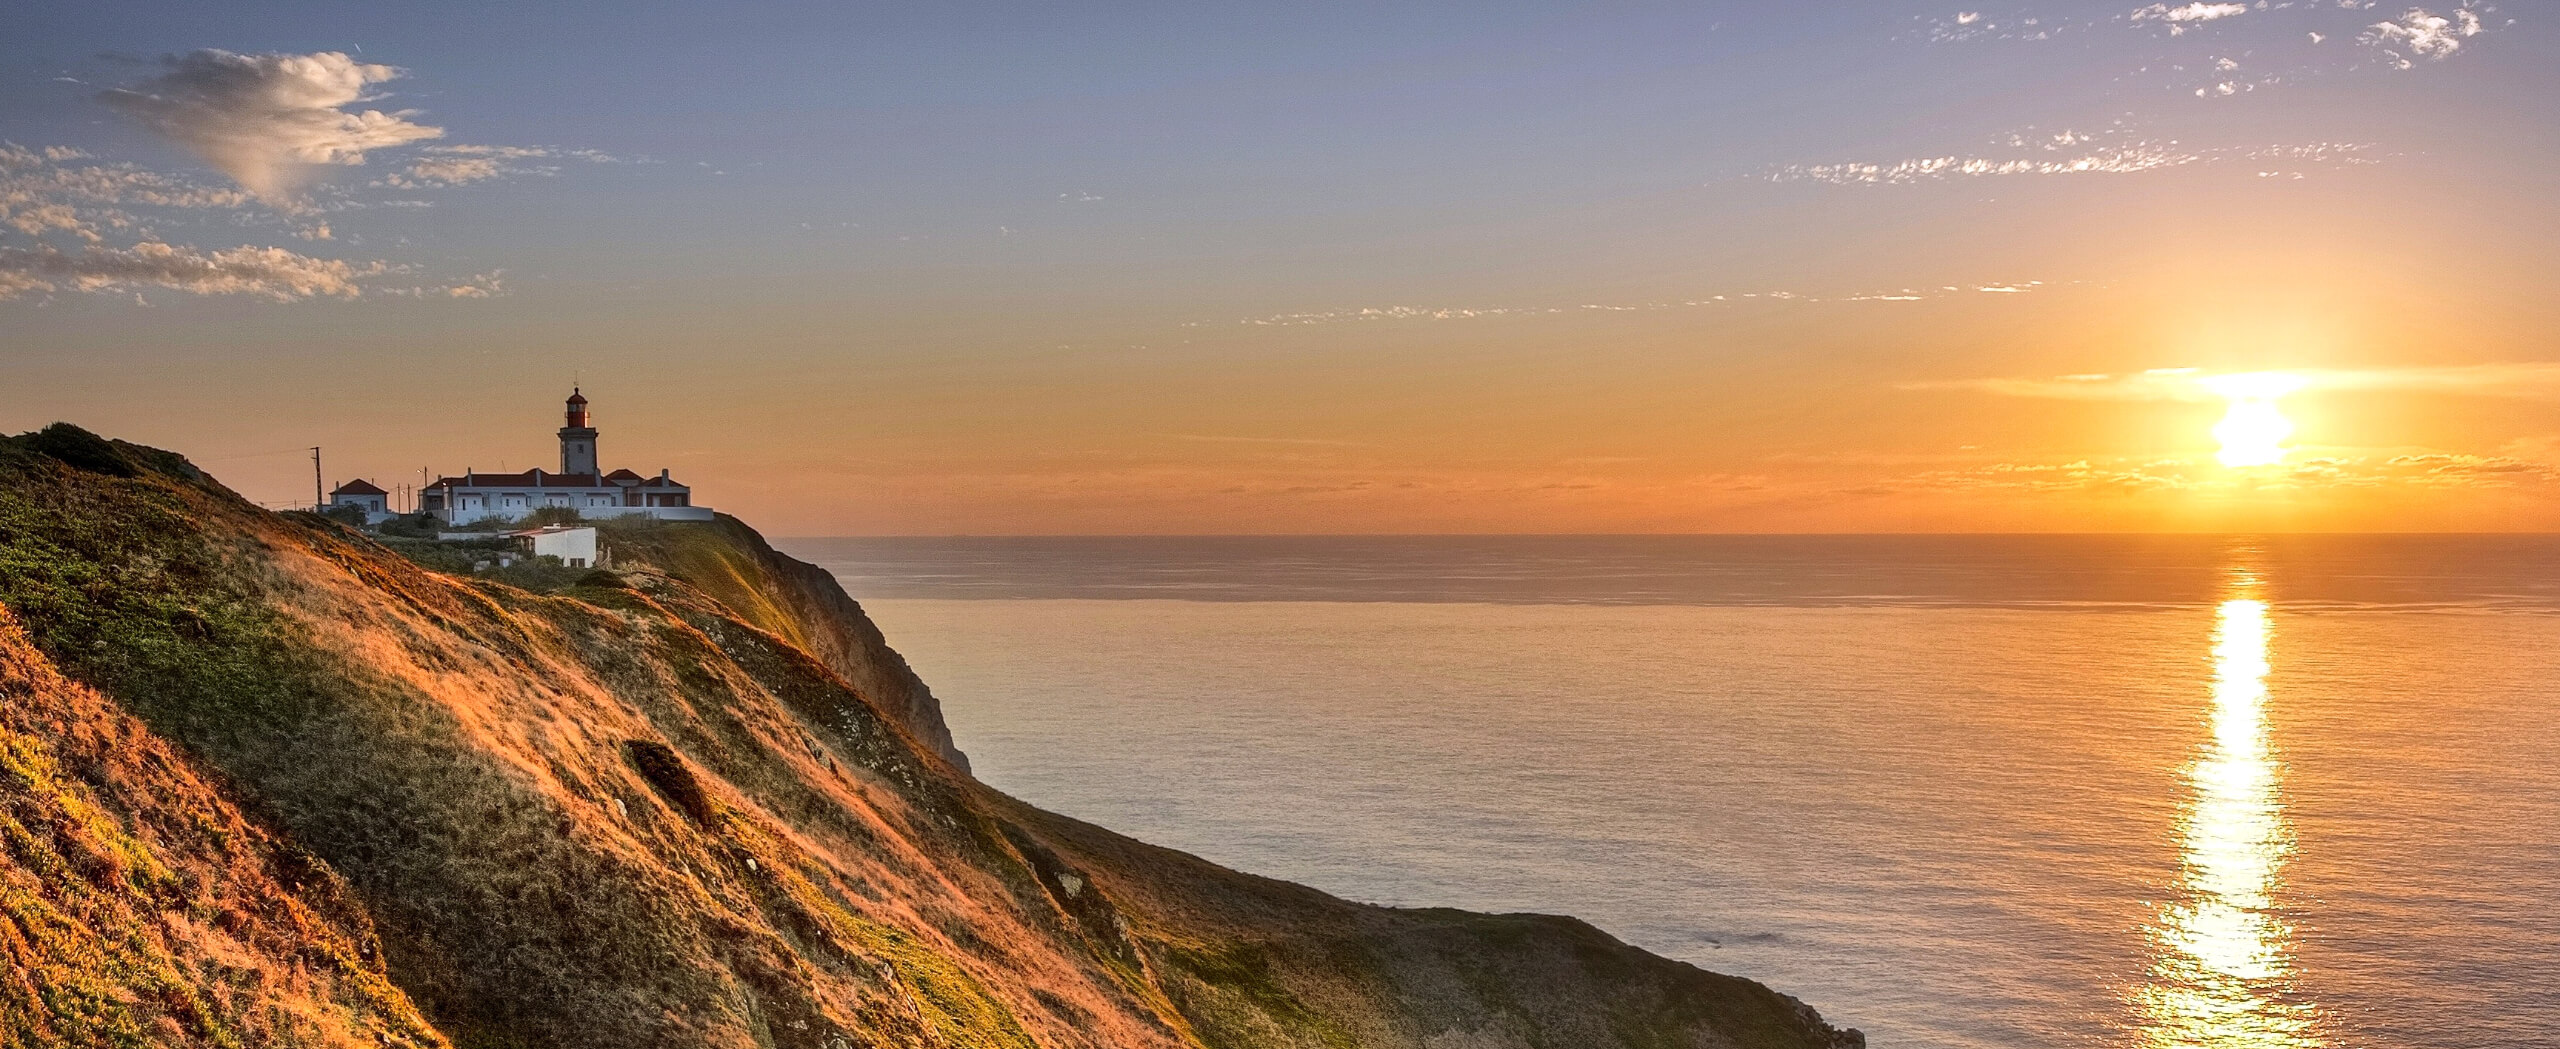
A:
[[311, 447, 323, 511]]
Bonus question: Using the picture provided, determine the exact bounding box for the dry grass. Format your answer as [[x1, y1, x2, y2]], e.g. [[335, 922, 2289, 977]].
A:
[[0, 608, 445, 1049], [0, 425, 1861, 1049]]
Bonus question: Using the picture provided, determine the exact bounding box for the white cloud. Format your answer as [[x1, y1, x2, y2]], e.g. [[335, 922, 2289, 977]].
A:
[[1773, 136, 2376, 185], [0, 241, 379, 300], [1, 141, 254, 242], [0, 140, 573, 306], [1, 145, 451, 304], [397, 156, 505, 186], [97, 50, 443, 201], [1773, 145, 2205, 184], [2132, 2, 2252, 31], [2, 142, 251, 207], [443, 269, 505, 298], [2361, 7, 2488, 68], [1926, 0, 2503, 101], [6, 51, 600, 309], [1924, 10, 2068, 43]]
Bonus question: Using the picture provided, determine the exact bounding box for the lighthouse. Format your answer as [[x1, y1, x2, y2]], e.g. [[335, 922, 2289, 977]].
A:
[[414, 390, 704, 524], [559, 388, 598, 475]]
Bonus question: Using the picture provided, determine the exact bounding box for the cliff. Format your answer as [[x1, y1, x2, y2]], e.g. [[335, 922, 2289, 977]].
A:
[[0, 423, 1862, 1049], [589, 516, 968, 772]]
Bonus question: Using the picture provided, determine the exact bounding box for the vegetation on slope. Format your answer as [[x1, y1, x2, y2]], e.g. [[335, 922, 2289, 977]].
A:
[[0, 423, 1861, 1049], [0, 607, 445, 1049], [593, 515, 968, 771]]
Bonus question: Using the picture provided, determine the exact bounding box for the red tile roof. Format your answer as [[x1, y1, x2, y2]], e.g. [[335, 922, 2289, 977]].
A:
[[330, 479, 388, 496], [424, 469, 682, 490]]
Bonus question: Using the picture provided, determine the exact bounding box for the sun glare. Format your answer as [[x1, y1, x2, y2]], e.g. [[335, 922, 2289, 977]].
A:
[[2205, 373, 2304, 469]]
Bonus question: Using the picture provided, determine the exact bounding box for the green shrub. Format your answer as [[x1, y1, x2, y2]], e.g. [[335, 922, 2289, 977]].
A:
[[20, 423, 136, 478], [523, 506, 583, 527], [377, 513, 442, 539]]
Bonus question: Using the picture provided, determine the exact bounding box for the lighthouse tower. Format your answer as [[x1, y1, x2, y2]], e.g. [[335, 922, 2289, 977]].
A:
[[559, 388, 599, 475]]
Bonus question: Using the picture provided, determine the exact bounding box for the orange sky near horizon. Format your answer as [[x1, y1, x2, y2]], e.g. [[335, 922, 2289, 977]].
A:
[[26, 256, 2560, 536], [6, 5, 2557, 534]]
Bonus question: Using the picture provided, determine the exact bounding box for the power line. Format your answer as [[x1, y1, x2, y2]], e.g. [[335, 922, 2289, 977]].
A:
[[194, 446, 318, 463]]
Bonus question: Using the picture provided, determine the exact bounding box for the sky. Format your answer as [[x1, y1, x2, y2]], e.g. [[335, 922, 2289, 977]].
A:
[[3, 0, 2555, 534]]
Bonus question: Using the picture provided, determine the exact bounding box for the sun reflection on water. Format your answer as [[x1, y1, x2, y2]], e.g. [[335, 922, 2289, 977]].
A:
[[2134, 584, 2320, 1048]]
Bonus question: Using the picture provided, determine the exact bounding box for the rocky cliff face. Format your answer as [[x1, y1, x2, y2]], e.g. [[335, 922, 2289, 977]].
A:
[[592, 516, 969, 772], [0, 424, 1862, 1049]]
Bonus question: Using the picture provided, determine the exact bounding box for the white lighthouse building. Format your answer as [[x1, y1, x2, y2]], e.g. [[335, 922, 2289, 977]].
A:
[[412, 389, 711, 526], [559, 388, 599, 475]]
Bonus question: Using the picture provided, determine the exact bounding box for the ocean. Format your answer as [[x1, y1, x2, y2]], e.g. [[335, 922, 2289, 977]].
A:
[[780, 535, 2560, 1049]]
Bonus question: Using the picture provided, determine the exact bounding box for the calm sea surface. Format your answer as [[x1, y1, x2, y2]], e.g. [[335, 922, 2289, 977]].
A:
[[781, 536, 2560, 1049]]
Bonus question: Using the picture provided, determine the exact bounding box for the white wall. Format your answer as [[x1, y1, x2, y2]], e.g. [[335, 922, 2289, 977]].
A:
[[438, 492, 711, 525], [529, 528, 599, 567]]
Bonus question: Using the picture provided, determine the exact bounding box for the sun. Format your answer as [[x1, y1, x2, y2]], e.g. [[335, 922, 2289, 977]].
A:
[[2203, 372, 2304, 468]]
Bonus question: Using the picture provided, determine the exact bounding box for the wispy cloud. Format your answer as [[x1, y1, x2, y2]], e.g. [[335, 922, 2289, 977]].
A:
[[1771, 137, 2376, 185], [378, 144, 620, 188], [1, 142, 515, 303], [1166, 434, 1370, 447], [1207, 282, 2055, 328], [1904, 368, 2217, 401], [1919, 1, 2255, 44], [1231, 304, 1558, 325], [1920, 9, 2082, 43], [1923, 2, 2508, 99], [1851, 458, 2197, 496], [396, 155, 503, 186], [1854, 450, 2560, 497], [380, 268, 506, 299], [1774, 145, 2202, 184], [4, 46, 620, 307], [1906, 363, 2560, 402], [0, 241, 378, 301], [2, 141, 252, 240], [97, 50, 443, 202]]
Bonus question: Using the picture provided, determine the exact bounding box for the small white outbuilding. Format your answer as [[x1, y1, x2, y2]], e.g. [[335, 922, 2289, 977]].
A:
[[508, 525, 600, 568]]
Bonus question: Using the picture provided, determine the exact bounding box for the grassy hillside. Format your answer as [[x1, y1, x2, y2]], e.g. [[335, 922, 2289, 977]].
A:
[[0, 606, 445, 1049], [0, 424, 1862, 1049], [590, 516, 968, 772]]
